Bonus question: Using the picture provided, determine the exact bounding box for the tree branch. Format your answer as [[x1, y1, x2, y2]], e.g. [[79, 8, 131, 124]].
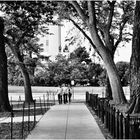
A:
[[5, 37, 17, 57], [115, 20, 127, 49], [69, 1, 88, 23], [101, 1, 116, 55], [68, 17, 102, 58], [88, 1, 96, 27], [115, 1, 133, 50], [15, 30, 28, 48], [5, 36, 24, 62], [123, 32, 133, 36], [107, 1, 116, 30]]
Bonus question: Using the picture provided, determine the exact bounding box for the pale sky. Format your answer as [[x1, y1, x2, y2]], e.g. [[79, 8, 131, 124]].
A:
[[114, 44, 131, 63]]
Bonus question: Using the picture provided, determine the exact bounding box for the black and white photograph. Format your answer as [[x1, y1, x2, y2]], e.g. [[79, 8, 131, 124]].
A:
[[0, 0, 139, 139]]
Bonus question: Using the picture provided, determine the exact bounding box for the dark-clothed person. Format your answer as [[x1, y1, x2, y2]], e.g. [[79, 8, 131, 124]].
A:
[[68, 86, 72, 103], [57, 86, 63, 104], [63, 85, 68, 104]]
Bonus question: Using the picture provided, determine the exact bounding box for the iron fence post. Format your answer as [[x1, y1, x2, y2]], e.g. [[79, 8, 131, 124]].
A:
[[112, 107, 116, 138], [39, 97, 43, 115], [115, 109, 119, 139], [11, 105, 13, 139], [43, 95, 46, 112], [22, 103, 25, 139], [124, 114, 130, 139], [34, 100, 36, 127], [28, 102, 30, 133], [119, 112, 123, 139]]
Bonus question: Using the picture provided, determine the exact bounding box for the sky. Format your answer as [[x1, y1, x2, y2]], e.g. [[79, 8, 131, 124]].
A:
[[114, 43, 132, 63]]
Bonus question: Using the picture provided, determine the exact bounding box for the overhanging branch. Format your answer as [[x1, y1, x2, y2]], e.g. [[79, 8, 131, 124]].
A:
[[107, 1, 116, 30], [15, 30, 28, 48], [88, 1, 96, 27], [68, 17, 102, 58], [115, 20, 127, 49], [69, 1, 88, 23], [5, 36, 24, 62]]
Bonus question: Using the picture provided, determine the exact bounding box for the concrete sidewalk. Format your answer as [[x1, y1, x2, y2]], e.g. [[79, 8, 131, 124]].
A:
[[27, 103, 105, 139]]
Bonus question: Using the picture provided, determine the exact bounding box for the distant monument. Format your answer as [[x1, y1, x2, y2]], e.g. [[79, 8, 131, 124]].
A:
[[45, 25, 62, 60]]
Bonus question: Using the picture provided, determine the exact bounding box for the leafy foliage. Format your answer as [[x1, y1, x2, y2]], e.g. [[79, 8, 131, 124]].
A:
[[33, 48, 103, 86], [69, 47, 91, 64], [1, 1, 56, 87], [116, 61, 130, 86]]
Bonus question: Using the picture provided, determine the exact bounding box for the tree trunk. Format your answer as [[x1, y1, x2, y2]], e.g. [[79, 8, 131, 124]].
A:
[[19, 63, 34, 103], [105, 76, 113, 100], [104, 53, 127, 104], [6, 40, 34, 103], [127, 1, 140, 113], [89, 26, 127, 104], [0, 18, 11, 112]]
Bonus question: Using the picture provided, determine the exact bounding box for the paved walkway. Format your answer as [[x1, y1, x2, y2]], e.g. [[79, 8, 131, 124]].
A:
[[27, 103, 105, 139]]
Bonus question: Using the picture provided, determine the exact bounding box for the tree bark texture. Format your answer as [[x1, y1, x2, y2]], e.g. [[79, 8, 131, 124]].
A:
[[0, 18, 11, 111], [19, 63, 34, 102], [128, 1, 140, 113], [105, 76, 113, 100], [102, 49, 127, 104]]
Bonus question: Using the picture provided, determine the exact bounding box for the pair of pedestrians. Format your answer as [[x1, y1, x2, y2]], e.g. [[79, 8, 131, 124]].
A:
[[57, 85, 72, 104]]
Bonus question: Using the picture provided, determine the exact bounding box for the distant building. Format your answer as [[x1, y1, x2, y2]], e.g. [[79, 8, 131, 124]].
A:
[[39, 21, 95, 62], [40, 24, 62, 61]]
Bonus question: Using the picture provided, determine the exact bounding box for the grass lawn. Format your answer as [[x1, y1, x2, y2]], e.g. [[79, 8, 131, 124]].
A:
[[8, 85, 105, 93], [8, 86, 106, 101], [8, 85, 130, 100]]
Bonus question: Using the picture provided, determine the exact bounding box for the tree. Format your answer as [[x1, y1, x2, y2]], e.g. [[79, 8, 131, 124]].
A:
[[37, 53, 91, 86], [69, 46, 91, 64], [1, 1, 55, 102], [69, 59, 87, 85], [0, 17, 11, 111], [60, 1, 134, 104], [52, 54, 70, 85], [7, 37, 41, 86], [127, 1, 140, 113], [87, 62, 104, 86]]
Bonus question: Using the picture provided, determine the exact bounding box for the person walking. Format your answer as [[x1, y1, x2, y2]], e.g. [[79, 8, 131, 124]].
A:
[[57, 85, 63, 104], [62, 84, 68, 104], [68, 85, 72, 103]]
